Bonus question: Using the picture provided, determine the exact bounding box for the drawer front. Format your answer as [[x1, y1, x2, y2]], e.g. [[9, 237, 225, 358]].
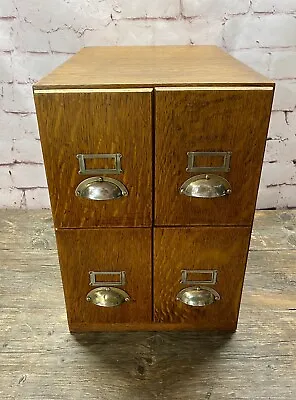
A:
[[56, 228, 152, 328], [155, 87, 273, 226], [154, 227, 251, 329], [34, 89, 152, 228]]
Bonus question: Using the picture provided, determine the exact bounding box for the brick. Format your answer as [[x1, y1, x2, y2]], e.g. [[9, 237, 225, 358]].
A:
[[0, 110, 39, 140], [272, 80, 296, 111], [256, 185, 280, 209], [0, 166, 14, 188], [268, 111, 290, 140], [13, 138, 43, 163], [111, 0, 180, 18], [0, 109, 22, 140], [16, 0, 111, 32], [25, 188, 50, 209], [224, 15, 296, 50], [0, 53, 13, 83], [83, 24, 118, 46], [0, 20, 14, 51], [12, 53, 70, 83], [15, 21, 50, 53], [49, 29, 84, 53], [252, 0, 296, 13], [0, 139, 14, 164], [115, 20, 154, 45], [0, 3, 17, 17], [230, 49, 270, 77], [264, 140, 282, 163], [152, 20, 190, 45], [4, 84, 35, 113], [287, 108, 296, 129], [182, 0, 249, 18], [0, 188, 22, 208], [277, 185, 296, 208], [19, 114, 39, 137], [283, 140, 296, 164], [0, 84, 13, 116], [269, 51, 296, 79], [188, 19, 224, 46], [10, 164, 47, 188], [261, 161, 296, 187]]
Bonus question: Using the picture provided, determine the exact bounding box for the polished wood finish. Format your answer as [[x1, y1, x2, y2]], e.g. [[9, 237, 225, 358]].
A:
[[34, 46, 273, 90], [55, 228, 152, 330], [34, 89, 152, 228], [155, 87, 274, 226], [154, 227, 251, 330]]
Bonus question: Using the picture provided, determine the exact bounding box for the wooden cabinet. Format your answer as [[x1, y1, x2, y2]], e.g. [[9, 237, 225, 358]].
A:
[[34, 46, 274, 332]]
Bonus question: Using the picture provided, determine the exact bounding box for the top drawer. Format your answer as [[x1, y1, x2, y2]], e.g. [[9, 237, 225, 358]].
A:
[[34, 89, 152, 228], [154, 87, 274, 226]]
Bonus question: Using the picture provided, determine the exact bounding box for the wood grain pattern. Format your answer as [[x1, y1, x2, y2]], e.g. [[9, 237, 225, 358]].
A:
[[0, 210, 296, 400], [55, 228, 152, 330], [34, 89, 152, 228], [155, 87, 274, 226], [34, 46, 273, 89], [154, 227, 251, 329]]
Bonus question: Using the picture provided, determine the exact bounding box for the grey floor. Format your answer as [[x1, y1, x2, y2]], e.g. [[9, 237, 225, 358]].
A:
[[0, 209, 295, 399]]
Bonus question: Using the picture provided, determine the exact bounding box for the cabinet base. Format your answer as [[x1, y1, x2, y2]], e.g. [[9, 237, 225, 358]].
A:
[[69, 321, 239, 333]]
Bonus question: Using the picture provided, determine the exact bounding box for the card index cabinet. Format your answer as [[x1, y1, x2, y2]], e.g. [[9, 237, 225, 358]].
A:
[[34, 46, 274, 332]]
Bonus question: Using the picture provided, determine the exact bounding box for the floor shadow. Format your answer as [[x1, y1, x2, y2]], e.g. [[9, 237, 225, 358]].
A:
[[71, 330, 234, 399]]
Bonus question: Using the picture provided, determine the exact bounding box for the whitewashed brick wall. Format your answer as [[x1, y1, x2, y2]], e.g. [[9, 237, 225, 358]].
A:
[[0, 0, 295, 209]]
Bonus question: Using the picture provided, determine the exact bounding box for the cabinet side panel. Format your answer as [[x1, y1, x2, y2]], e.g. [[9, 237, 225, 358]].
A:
[[34, 89, 152, 228]]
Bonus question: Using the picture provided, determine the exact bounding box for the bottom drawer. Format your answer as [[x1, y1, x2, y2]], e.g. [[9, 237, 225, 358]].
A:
[[154, 227, 251, 330], [56, 228, 152, 330]]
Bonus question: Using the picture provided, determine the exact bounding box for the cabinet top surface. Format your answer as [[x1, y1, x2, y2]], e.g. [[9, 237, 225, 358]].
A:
[[35, 45, 273, 89]]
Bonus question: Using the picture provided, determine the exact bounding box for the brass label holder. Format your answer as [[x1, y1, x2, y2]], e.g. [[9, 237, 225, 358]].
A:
[[186, 151, 231, 173], [77, 153, 123, 175], [180, 269, 218, 285], [89, 271, 126, 287]]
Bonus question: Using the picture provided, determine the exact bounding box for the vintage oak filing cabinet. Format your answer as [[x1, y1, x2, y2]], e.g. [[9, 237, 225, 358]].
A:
[[33, 46, 274, 332]]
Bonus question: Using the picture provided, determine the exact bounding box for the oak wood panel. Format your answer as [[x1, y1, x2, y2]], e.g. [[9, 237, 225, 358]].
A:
[[154, 227, 251, 330], [155, 87, 274, 226], [55, 228, 152, 329], [34, 89, 152, 228], [34, 46, 273, 90]]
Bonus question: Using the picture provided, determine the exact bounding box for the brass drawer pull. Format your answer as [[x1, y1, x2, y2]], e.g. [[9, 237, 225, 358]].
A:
[[180, 174, 232, 198], [77, 153, 122, 175], [75, 176, 128, 201], [86, 287, 130, 308], [187, 151, 231, 173], [176, 286, 220, 307]]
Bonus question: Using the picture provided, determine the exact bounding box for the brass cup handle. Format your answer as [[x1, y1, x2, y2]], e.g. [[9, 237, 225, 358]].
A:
[[176, 286, 220, 307], [180, 174, 232, 199], [86, 287, 130, 307], [75, 176, 128, 201]]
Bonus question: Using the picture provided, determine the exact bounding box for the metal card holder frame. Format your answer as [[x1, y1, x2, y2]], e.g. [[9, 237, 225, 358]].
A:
[[180, 269, 218, 285], [89, 271, 126, 287], [77, 153, 123, 175], [186, 151, 231, 173]]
